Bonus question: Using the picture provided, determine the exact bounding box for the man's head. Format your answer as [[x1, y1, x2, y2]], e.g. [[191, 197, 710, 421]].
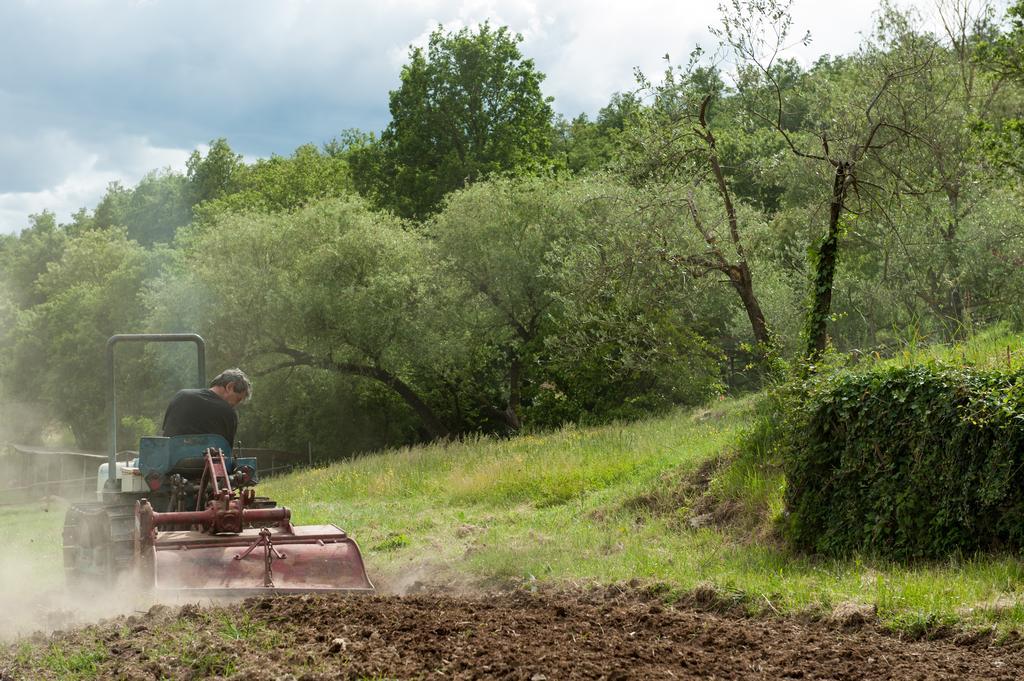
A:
[[209, 368, 252, 408]]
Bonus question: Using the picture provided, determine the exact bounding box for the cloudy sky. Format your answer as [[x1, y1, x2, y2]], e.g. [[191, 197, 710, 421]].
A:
[[0, 0, 955, 234]]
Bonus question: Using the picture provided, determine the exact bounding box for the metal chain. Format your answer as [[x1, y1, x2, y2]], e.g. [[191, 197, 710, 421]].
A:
[[262, 528, 276, 588]]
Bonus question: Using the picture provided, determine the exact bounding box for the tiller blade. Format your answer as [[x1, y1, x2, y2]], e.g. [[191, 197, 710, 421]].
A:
[[149, 525, 374, 597], [135, 447, 373, 597]]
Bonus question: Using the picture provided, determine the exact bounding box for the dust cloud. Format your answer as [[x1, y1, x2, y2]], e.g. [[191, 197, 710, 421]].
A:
[[0, 401, 49, 448], [373, 561, 483, 597], [0, 537, 153, 640]]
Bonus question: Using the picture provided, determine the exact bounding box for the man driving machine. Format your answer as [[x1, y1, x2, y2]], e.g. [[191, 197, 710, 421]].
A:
[[161, 368, 251, 446]]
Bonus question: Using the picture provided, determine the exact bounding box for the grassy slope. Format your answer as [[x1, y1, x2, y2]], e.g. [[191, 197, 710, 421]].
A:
[[876, 324, 1024, 372], [263, 396, 756, 584]]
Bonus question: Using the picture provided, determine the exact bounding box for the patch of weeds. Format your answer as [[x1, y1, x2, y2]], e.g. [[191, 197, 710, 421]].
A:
[[187, 649, 237, 677], [166, 617, 202, 636], [144, 624, 197, 663], [676, 581, 752, 616], [373, 533, 410, 552], [994, 626, 1021, 645], [881, 611, 958, 639], [411, 516, 438, 532], [536, 490, 577, 508], [40, 642, 106, 679], [14, 642, 34, 667], [620, 455, 729, 524], [217, 613, 263, 641]]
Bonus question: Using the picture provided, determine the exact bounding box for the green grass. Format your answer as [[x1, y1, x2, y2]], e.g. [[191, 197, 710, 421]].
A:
[[261, 395, 756, 571], [38, 641, 106, 680], [217, 613, 265, 642], [0, 499, 69, 590], [4, 606, 291, 680], [869, 323, 1024, 371]]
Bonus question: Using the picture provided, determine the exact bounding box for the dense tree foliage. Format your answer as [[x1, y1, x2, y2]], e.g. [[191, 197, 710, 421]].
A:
[[186, 138, 245, 207], [195, 143, 353, 219], [551, 93, 642, 174], [166, 198, 451, 440], [6, 229, 164, 448], [367, 23, 556, 219], [3, 1, 1024, 455]]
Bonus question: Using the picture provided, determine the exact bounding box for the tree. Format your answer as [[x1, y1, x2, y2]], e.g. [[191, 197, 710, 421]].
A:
[[9, 229, 162, 448], [327, 129, 388, 209], [551, 92, 642, 174], [90, 172, 192, 246], [195, 143, 353, 218], [1, 211, 66, 308], [186, 138, 244, 207], [428, 174, 731, 429], [123, 170, 192, 246], [378, 22, 555, 219], [429, 176, 596, 430], [93, 182, 131, 230], [0, 276, 48, 444], [540, 178, 729, 421], [854, 2, 1011, 338], [163, 197, 452, 440], [621, 57, 776, 353], [713, 0, 928, 360]]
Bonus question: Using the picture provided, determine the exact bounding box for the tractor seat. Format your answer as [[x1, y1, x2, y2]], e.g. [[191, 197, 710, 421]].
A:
[[139, 434, 233, 477]]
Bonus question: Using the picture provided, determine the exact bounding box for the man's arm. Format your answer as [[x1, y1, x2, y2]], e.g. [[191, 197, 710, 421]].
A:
[[161, 391, 181, 436], [225, 407, 239, 447]]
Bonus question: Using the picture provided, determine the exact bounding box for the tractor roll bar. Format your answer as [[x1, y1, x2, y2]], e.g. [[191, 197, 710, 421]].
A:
[[106, 333, 206, 490]]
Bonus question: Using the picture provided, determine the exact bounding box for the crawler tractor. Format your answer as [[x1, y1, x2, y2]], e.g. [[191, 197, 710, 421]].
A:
[[62, 334, 373, 596]]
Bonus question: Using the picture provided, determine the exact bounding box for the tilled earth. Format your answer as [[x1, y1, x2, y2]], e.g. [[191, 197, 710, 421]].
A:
[[3, 587, 1024, 680]]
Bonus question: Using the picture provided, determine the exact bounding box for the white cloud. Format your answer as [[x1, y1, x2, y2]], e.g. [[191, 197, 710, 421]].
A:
[[531, 1, 715, 117], [0, 136, 192, 232], [0, 0, 961, 233]]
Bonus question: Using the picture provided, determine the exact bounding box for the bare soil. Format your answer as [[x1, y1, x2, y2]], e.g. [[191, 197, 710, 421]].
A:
[[3, 586, 1024, 680]]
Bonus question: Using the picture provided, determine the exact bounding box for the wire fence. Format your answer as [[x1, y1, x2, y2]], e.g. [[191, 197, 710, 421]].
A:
[[0, 443, 307, 505], [0, 443, 106, 504]]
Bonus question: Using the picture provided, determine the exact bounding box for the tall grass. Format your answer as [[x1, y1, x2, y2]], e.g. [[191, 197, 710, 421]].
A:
[[880, 323, 1024, 371], [262, 396, 755, 566]]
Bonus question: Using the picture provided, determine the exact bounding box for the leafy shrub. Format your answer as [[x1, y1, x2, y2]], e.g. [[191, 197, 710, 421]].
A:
[[778, 364, 1024, 560]]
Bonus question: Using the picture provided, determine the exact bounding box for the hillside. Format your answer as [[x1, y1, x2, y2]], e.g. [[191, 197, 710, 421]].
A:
[[252, 379, 1024, 636]]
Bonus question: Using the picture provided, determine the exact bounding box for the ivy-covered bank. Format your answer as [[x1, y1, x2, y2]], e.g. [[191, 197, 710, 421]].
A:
[[779, 364, 1024, 560]]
